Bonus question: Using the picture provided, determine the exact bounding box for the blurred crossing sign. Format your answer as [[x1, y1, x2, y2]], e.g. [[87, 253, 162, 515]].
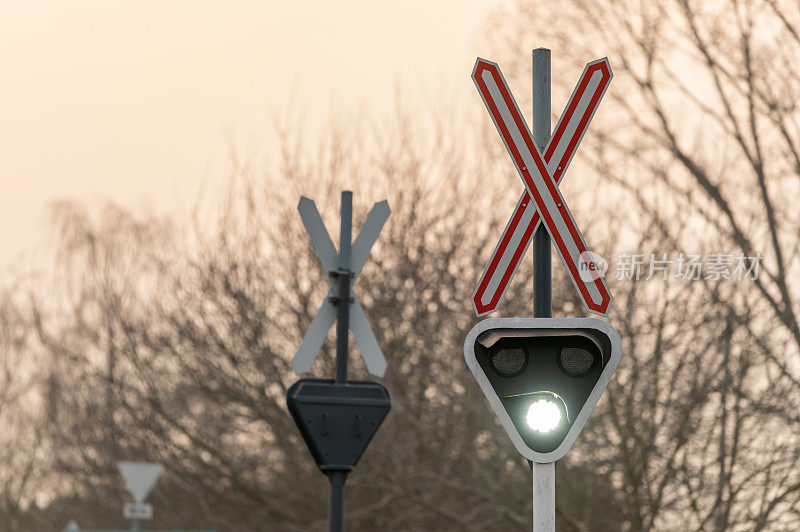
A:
[[292, 196, 390, 377]]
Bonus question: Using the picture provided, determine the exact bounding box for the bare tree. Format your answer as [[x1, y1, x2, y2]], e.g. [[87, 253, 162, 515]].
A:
[[28, 107, 562, 529], [0, 279, 51, 531], [8, 4, 799, 530]]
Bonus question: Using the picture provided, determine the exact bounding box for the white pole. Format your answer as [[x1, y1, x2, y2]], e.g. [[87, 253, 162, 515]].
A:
[[532, 47, 555, 532], [532, 461, 555, 531]]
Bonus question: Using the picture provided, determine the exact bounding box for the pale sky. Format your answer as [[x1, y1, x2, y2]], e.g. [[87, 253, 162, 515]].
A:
[[0, 0, 496, 268]]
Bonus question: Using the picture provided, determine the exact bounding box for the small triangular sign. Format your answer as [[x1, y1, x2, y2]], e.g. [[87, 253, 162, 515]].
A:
[[117, 462, 163, 503]]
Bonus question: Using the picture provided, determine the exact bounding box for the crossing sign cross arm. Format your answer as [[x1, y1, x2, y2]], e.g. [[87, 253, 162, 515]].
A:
[[471, 57, 614, 317], [292, 196, 390, 377]]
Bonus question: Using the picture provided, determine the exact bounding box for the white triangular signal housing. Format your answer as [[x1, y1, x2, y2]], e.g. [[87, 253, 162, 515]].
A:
[[464, 317, 622, 462]]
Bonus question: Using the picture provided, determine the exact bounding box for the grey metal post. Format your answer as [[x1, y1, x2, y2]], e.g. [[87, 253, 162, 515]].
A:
[[532, 48, 552, 321], [131, 519, 139, 532], [532, 48, 555, 532], [330, 190, 352, 532], [329, 470, 346, 532], [335, 191, 353, 384]]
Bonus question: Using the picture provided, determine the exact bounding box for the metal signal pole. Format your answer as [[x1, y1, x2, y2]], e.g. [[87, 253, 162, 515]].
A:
[[532, 48, 552, 321], [329, 190, 353, 532], [335, 191, 353, 385], [532, 48, 556, 532]]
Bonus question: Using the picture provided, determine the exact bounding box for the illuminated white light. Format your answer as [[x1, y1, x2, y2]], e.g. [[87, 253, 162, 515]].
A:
[[526, 400, 561, 433]]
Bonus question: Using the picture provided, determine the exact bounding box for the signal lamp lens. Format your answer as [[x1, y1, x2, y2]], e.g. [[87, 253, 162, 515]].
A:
[[491, 348, 527, 377], [526, 399, 562, 433], [559, 347, 595, 377]]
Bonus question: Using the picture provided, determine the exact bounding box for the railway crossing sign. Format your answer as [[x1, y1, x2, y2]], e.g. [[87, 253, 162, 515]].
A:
[[288, 191, 391, 532], [292, 196, 390, 377], [471, 57, 613, 316]]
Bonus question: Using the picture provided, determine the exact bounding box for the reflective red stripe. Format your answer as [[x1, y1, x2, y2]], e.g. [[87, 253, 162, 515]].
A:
[[471, 59, 612, 315]]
